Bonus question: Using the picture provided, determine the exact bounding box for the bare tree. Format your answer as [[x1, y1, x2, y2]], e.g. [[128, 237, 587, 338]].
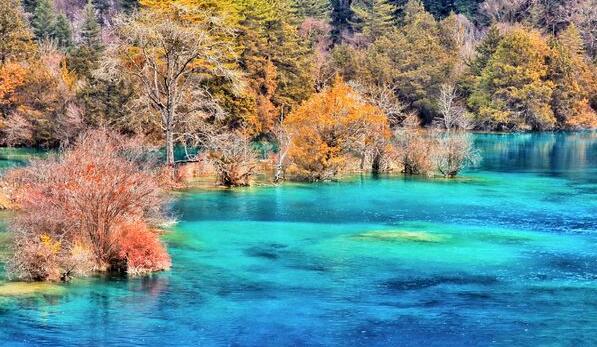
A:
[[273, 124, 291, 183], [101, 7, 241, 166], [394, 114, 435, 176], [435, 83, 471, 130], [349, 80, 404, 126], [200, 127, 258, 187], [431, 130, 480, 178], [479, 0, 526, 23]]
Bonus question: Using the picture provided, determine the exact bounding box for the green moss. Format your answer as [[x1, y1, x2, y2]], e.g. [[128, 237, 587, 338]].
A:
[[0, 232, 10, 258], [0, 281, 65, 297], [162, 230, 203, 251], [354, 230, 445, 243]]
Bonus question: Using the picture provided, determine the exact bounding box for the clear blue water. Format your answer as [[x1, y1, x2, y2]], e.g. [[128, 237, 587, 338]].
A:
[[0, 132, 596, 346]]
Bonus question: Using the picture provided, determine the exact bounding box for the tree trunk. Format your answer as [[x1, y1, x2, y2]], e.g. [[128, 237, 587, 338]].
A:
[[165, 127, 174, 166], [164, 99, 175, 166], [274, 152, 285, 183]]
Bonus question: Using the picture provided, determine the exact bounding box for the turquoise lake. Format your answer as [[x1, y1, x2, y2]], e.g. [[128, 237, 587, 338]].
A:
[[0, 132, 596, 346]]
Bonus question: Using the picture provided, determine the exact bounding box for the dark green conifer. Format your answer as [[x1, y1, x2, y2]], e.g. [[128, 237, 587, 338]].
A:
[[53, 13, 72, 49], [31, 0, 56, 40]]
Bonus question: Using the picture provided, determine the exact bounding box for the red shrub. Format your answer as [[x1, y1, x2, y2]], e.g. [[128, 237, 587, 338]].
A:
[[4, 129, 170, 281], [116, 223, 171, 276]]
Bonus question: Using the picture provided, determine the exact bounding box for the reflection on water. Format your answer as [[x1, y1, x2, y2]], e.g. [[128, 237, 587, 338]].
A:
[[475, 132, 596, 177], [0, 132, 596, 346], [0, 147, 48, 174]]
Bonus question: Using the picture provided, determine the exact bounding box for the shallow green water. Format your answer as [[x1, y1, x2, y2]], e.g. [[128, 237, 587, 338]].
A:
[[0, 147, 47, 173], [0, 132, 596, 346]]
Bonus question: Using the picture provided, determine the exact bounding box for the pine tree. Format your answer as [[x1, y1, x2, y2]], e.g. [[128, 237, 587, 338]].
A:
[[22, 0, 38, 13], [469, 25, 501, 75], [67, 0, 102, 77], [32, 0, 56, 41], [92, 0, 110, 25], [0, 0, 35, 63], [331, 0, 456, 122], [352, 0, 396, 40], [80, 0, 102, 51], [53, 13, 72, 49], [291, 0, 330, 20], [392, 0, 454, 121], [331, 0, 354, 43], [232, 0, 314, 135]]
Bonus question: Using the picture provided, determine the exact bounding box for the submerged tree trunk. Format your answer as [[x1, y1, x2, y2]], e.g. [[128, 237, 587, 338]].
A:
[[371, 153, 381, 174]]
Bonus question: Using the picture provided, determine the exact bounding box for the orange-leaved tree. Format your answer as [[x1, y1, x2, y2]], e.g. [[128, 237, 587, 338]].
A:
[[283, 77, 389, 181]]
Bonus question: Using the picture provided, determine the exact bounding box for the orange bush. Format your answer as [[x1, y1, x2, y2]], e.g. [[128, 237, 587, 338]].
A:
[[116, 223, 171, 276], [283, 77, 389, 181]]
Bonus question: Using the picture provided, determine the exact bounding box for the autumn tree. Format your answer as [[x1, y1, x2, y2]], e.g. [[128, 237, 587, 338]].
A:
[[0, 47, 82, 147], [0, 0, 35, 64], [283, 77, 389, 181], [468, 27, 556, 130], [0, 63, 28, 120], [235, 0, 315, 136], [548, 24, 597, 128], [102, 4, 240, 166]]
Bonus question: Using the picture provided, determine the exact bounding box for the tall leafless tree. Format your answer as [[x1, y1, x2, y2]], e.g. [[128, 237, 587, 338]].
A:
[[100, 7, 241, 166], [435, 83, 471, 130]]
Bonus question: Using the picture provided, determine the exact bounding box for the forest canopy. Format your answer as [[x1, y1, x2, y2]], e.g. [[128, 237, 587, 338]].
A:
[[0, 0, 595, 151]]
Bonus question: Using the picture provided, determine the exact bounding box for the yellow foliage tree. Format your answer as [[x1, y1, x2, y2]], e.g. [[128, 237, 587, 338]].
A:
[[283, 77, 389, 181], [0, 63, 27, 119], [549, 24, 597, 129], [468, 27, 556, 130]]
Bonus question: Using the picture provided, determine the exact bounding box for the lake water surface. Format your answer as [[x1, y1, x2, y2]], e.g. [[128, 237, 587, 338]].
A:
[[0, 133, 596, 346]]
